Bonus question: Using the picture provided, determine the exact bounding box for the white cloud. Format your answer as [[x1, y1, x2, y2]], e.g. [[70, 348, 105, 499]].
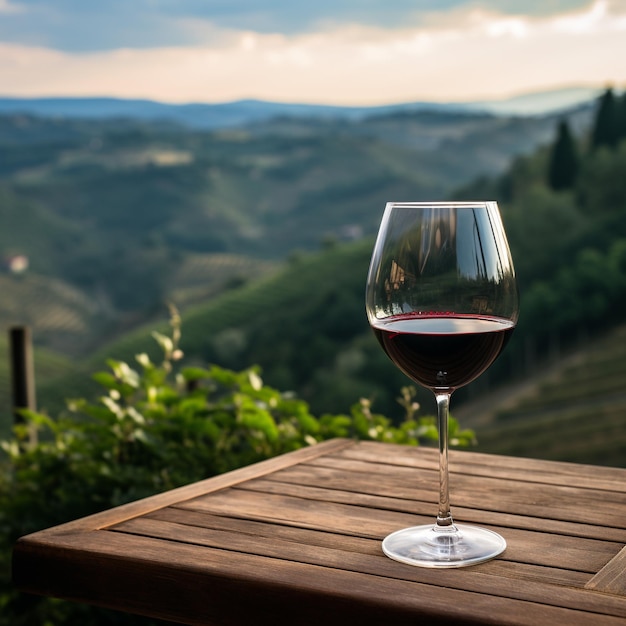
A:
[[551, 0, 608, 33], [485, 17, 529, 39], [0, 0, 625, 105]]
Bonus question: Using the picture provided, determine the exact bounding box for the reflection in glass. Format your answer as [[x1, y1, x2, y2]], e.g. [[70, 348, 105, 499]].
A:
[[366, 201, 519, 568]]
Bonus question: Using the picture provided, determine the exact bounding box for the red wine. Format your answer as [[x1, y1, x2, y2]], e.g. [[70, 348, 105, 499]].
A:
[[371, 314, 515, 391]]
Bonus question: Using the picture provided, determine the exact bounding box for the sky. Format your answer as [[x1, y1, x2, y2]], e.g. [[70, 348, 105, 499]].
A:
[[0, 0, 625, 106]]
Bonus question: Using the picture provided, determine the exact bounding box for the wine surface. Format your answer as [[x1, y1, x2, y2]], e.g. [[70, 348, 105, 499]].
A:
[[371, 314, 515, 391]]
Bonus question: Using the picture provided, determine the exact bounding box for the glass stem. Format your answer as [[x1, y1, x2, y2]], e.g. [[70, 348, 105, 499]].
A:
[[435, 392, 454, 528]]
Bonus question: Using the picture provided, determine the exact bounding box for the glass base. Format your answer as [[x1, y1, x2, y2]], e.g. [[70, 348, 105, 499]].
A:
[[382, 523, 506, 568]]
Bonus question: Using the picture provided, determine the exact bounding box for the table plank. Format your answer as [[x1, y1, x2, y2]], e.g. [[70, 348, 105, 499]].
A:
[[336, 441, 626, 482], [111, 515, 626, 617], [14, 530, 626, 626], [341, 441, 626, 491], [12, 439, 626, 626], [144, 507, 590, 588], [289, 457, 626, 527], [587, 546, 626, 594], [175, 488, 620, 572], [241, 476, 626, 542]]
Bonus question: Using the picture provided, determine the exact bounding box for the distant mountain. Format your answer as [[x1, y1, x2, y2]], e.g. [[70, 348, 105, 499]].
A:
[[0, 97, 471, 129], [0, 86, 601, 129], [475, 86, 602, 115]]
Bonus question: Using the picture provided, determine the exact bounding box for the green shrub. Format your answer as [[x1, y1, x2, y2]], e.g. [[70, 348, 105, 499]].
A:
[[0, 310, 474, 625]]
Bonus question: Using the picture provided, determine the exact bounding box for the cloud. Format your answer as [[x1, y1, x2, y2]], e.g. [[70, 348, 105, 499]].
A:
[[0, 0, 624, 104], [0, 0, 595, 51]]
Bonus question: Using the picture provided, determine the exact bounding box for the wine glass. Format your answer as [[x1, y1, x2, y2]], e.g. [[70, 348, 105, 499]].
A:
[[366, 201, 519, 568]]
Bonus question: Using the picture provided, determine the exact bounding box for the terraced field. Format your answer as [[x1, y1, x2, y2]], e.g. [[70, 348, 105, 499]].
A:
[[0, 272, 107, 355], [167, 252, 279, 311], [466, 324, 626, 467]]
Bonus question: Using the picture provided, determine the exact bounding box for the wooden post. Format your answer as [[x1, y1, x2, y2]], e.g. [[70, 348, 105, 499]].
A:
[[9, 326, 36, 423]]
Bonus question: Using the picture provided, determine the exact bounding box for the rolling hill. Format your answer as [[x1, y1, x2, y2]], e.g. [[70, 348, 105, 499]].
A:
[[3, 90, 625, 472], [0, 102, 594, 359]]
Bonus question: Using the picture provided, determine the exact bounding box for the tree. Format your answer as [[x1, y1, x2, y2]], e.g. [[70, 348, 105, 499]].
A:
[[548, 119, 578, 190], [616, 91, 626, 145], [591, 88, 619, 150]]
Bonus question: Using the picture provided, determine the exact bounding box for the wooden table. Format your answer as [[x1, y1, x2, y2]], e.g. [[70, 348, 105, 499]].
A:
[[12, 439, 626, 625]]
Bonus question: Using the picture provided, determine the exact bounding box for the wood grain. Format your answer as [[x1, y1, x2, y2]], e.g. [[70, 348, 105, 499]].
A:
[[587, 546, 626, 594], [295, 455, 626, 526], [174, 487, 619, 572], [14, 531, 626, 626], [342, 441, 626, 491], [240, 476, 626, 542], [12, 439, 626, 626]]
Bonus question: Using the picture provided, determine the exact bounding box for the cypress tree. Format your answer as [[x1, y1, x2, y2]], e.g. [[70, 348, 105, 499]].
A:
[[591, 88, 618, 150], [616, 91, 626, 145], [548, 119, 578, 191]]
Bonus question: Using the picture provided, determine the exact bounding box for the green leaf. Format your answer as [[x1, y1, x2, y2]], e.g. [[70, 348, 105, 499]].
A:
[[181, 367, 214, 382], [238, 407, 279, 441], [207, 365, 239, 386], [126, 407, 146, 425], [248, 370, 263, 391], [101, 396, 124, 419], [92, 371, 119, 390], [135, 353, 153, 369], [292, 411, 320, 434], [106, 359, 140, 388], [151, 331, 174, 355], [20, 409, 58, 432], [177, 396, 208, 413]]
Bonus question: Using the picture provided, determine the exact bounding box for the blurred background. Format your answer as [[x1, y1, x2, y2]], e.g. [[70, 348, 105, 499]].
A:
[[1, 0, 626, 466]]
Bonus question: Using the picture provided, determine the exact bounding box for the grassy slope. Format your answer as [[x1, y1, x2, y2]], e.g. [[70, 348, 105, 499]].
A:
[[456, 324, 626, 467], [31, 239, 384, 416], [83, 238, 373, 367]]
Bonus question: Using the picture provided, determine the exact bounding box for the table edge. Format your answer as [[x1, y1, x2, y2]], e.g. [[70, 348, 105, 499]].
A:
[[15, 437, 357, 540]]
